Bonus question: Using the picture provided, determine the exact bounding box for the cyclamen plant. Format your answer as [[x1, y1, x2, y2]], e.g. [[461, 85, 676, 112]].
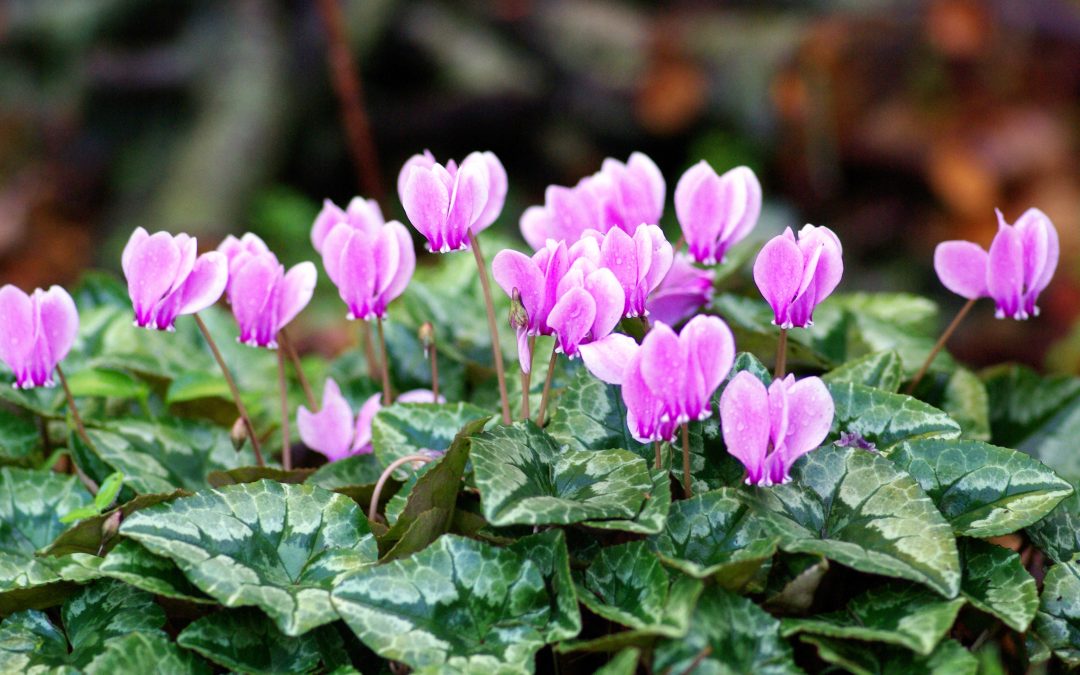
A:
[[0, 148, 1074, 675]]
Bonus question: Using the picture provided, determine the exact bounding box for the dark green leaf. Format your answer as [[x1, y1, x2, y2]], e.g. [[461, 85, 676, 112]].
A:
[[0, 407, 40, 466], [575, 541, 670, 630], [1032, 561, 1080, 668], [828, 382, 960, 451], [206, 466, 314, 487], [509, 529, 582, 643], [824, 351, 903, 392], [959, 539, 1037, 632], [941, 367, 991, 441], [584, 466, 671, 535], [594, 648, 640, 675], [763, 554, 830, 614], [85, 631, 211, 674], [801, 635, 977, 675], [371, 402, 488, 479], [1026, 479, 1080, 563], [307, 454, 383, 490], [42, 489, 188, 557], [546, 367, 649, 457]]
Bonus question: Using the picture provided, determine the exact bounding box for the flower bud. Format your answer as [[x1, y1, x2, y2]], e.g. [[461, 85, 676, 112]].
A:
[[231, 417, 248, 451]]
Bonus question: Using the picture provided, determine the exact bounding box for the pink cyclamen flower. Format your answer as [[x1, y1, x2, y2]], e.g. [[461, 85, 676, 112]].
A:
[[310, 197, 385, 254], [934, 208, 1059, 320], [519, 152, 665, 250], [646, 253, 715, 326], [321, 219, 415, 322], [579, 224, 673, 318], [613, 316, 735, 443], [121, 227, 228, 331], [0, 285, 78, 389], [221, 236, 317, 349], [753, 224, 843, 329], [398, 150, 507, 253], [297, 378, 443, 461], [675, 161, 761, 265], [720, 371, 833, 486]]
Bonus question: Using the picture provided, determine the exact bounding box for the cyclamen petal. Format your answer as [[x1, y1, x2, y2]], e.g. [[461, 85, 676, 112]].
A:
[[0, 285, 79, 389], [579, 333, 639, 385], [646, 253, 715, 326], [933, 241, 989, 300], [752, 224, 843, 329], [122, 228, 227, 330]]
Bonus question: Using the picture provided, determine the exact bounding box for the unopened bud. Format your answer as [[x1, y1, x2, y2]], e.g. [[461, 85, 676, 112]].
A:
[[230, 417, 248, 451], [419, 322, 436, 359], [509, 288, 529, 331]]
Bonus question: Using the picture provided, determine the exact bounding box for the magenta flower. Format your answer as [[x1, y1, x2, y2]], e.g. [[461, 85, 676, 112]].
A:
[[618, 316, 735, 443], [646, 253, 715, 326], [297, 378, 442, 461], [934, 208, 1059, 320], [579, 224, 673, 318], [753, 224, 843, 329], [0, 285, 78, 389], [720, 371, 833, 486], [121, 227, 228, 331], [398, 150, 507, 252], [321, 220, 415, 322], [675, 162, 761, 265], [519, 152, 665, 250], [310, 197, 385, 254], [221, 239, 316, 349]]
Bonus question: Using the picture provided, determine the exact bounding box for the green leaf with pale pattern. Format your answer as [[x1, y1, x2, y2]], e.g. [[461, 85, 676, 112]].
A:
[[648, 488, 776, 589], [959, 539, 1037, 632], [583, 466, 671, 535], [747, 444, 961, 597], [178, 608, 346, 674], [594, 648, 640, 675], [509, 529, 581, 643], [470, 422, 651, 527], [307, 454, 383, 490], [86, 631, 211, 675], [1026, 479, 1080, 563], [331, 534, 565, 673], [941, 367, 991, 441], [800, 635, 977, 675], [653, 586, 801, 675], [889, 438, 1072, 537], [121, 480, 377, 636], [546, 368, 649, 456], [0, 407, 40, 466], [824, 351, 903, 392], [781, 583, 966, 655], [96, 539, 215, 604], [1032, 561, 1080, 668], [574, 541, 670, 631], [827, 382, 960, 451], [372, 402, 488, 479]]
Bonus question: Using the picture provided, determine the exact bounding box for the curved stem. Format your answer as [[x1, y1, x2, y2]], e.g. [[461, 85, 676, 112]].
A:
[[279, 328, 316, 410], [368, 454, 436, 523], [681, 422, 692, 498], [193, 314, 263, 466], [54, 364, 99, 494], [774, 328, 788, 379], [277, 342, 291, 471], [906, 298, 977, 395], [536, 346, 559, 427], [376, 316, 393, 405], [468, 229, 511, 424]]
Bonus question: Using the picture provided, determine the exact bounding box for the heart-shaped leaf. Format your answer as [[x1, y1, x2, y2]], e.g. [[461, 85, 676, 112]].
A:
[[800, 635, 977, 675], [889, 438, 1073, 537], [546, 368, 649, 456], [781, 583, 966, 655], [1031, 561, 1080, 668], [470, 422, 651, 527], [747, 444, 961, 597], [959, 539, 1037, 632], [372, 402, 488, 479], [828, 382, 960, 451], [824, 351, 903, 392], [120, 480, 377, 635]]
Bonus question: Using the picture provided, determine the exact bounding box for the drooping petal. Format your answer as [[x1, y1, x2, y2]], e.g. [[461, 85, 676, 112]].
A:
[[401, 167, 451, 251], [297, 378, 357, 461], [987, 224, 1026, 319], [175, 252, 228, 317], [639, 322, 687, 422], [681, 315, 735, 419], [719, 371, 771, 485], [752, 234, 804, 328], [0, 286, 35, 372], [933, 240, 989, 300], [583, 268, 625, 341], [277, 262, 317, 331], [781, 376, 834, 464], [492, 249, 545, 328], [352, 393, 382, 453], [547, 287, 597, 357], [310, 199, 347, 253], [579, 333, 639, 385]]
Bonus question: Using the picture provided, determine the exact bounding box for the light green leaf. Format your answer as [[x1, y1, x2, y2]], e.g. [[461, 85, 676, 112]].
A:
[[372, 402, 488, 479], [331, 534, 565, 673], [824, 351, 903, 392], [93, 472, 124, 512], [648, 488, 776, 589], [1026, 479, 1080, 563], [828, 382, 960, 451], [763, 554, 830, 614], [594, 648, 640, 675], [64, 367, 149, 401], [470, 422, 651, 527], [85, 631, 211, 675], [959, 539, 1037, 632], [307, 454, 383, 490], [800, 635, 977, 675], [653, 586, 801, 675], [889, 438, 1072, 537], [0, 407, 40, 466], [747, 444, 961, 597], [121, 480, 377, 636], [165, 371, 232, 404], [178, 608, 345, 674], [546, 368, 649, 457], [1032, 561, 1080, 668], [781, 583, 966, 655]]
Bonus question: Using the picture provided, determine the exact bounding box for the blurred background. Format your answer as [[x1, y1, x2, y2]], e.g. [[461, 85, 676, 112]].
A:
[[1, 0, 1078, 372]]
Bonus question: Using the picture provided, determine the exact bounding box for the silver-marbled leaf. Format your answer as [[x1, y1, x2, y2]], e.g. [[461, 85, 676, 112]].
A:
[[959, 539, 1037, 632], [828, 382, 960, 451]]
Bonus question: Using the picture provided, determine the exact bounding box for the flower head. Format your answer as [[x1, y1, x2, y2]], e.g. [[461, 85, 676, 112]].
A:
[[121, 227, 228, 330], [321, 219, 415, 322], [310, 197, 385, 254], [934, 208, 1059, 320], [519, 152, 665, 250], [579, 224, 673, 318], [618, 316, 735, 443], [221, 235, 316, 349], [720, 371, 833, 486], [0, 285, 78, 389], [753, 224, 843, 329], [675, 162, 761, 265], [297, 379, 442, 461], [646, 253, 715, 326], [398, 150, 507, 252]]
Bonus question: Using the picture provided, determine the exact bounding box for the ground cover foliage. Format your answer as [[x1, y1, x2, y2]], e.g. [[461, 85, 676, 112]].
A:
[[1, 256, 1077, 674]]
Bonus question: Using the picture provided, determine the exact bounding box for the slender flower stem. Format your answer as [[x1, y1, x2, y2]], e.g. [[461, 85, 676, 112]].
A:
[[359, 322, 381, 382], [674, 234, 686, 252], [368, 454, 436, 523], [193, 314, 263, 466], [428, 332, 440, 402], [678, 645, 713, 675], [536, 346, 559, 427], [654, 441, 661, 470], [277, 343, 291, 471], [906, 298, 977, 395], [521, 336, 536, 421], [468, 229, 511, 424], [681, 422, 693, 498], [774, 328, 788, 379], [55, 364, 99, 495], [279, 328, 316, 410], [375, 317, 393, 405]]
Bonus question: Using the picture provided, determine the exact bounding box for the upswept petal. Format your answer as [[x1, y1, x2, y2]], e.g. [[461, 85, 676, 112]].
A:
[[639, 322, 687, 420], [753, 234, 803, 327], [120, 226, 149, 277], [722, 166, 762, 247], [781, 376, 834, 466], [719, 371, 771, 485], [579, 333, 639, 385], [475, 151, 507, 231], [372, 224, 402, 295], [987, 224, 1025, 318], [675, 161, 725, 262], [646, 254, 714, 326], [0, 286, 35, 368], [933, 240, 989, 300], [310, 199, 347, 252], [622, 352, 663, 442], [583, 268, 625, 340], [402, 167, 451, 250], [520, 205, 553, 251], [125, 231, 182, 325], [298, 378, 357, 462], [36, 286, 78, 366], [380, 221, 415, 309], [625, 151, 666, 225], [397, 389, 443, 404], [231, 253, 282, 345], [396, 150, 437, 198], [278, 262, 317, 330], [547, 287, 597, 357], [352, 393, 382, 453], [175, 252, 228, 317], [492, 249, 545, 327], [444, 153, 491, 248], [681, 315, 735, 416]]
